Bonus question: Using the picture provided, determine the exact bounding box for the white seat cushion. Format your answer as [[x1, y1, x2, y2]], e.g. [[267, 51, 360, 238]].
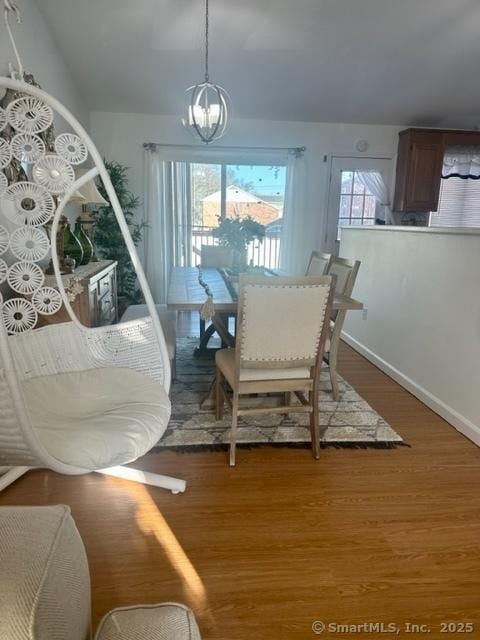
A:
[[22, 367, 171, 470], [216, 348, 310, 386], [121, 305, 176, 361], [95, 603, 201, 640]]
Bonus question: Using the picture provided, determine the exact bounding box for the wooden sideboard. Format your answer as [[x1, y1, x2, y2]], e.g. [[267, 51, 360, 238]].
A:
[[37, 260, 118, 328]]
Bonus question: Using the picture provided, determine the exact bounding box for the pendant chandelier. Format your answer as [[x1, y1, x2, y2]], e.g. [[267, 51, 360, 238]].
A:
[[183, 0, 230, 144]]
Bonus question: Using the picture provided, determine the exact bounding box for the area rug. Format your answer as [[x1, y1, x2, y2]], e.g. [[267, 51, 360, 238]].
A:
[[156, 338, 404, 450]]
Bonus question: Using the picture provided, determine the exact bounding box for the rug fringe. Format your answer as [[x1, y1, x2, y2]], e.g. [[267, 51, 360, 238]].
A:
[[152, 441, 410, 454]]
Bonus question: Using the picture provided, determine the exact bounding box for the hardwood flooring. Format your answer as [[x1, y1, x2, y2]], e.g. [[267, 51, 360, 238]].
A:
[[1, 324, 480, 639]]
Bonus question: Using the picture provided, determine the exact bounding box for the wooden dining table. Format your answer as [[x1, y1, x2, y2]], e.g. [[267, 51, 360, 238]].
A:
[[167, 266, 364, 356]]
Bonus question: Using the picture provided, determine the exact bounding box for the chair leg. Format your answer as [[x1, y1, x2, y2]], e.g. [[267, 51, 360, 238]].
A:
[[229, 391, 239, 467], [0, 466, 30, 492], [309, 385, 320, 460], [328, 343, 340, 401], [215, 370, 224, 420], [97, 466, 186, 494]]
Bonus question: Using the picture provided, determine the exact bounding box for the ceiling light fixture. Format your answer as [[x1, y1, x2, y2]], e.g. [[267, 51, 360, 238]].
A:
[[183, 0, 230, 144]]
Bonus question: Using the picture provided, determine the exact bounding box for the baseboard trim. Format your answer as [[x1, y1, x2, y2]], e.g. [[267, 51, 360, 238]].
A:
[[342, 332, 480, 447]]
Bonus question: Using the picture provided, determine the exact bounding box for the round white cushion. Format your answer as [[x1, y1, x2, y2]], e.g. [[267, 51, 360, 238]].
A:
[[95, 603, 201, 640], [22, 367, 171, 470]]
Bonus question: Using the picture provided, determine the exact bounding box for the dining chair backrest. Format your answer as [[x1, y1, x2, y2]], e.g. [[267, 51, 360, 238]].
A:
[[327, 256, 361, 320], [201, 245, 234, 269], [236, 275, 334, 370], [306, 251, 332, 276]]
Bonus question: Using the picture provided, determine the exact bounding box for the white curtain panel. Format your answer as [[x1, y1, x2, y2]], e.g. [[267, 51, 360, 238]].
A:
[[442, 146, 480, 178], [279, 152, 307, 274], [356, 170, 392, 223], [143, 147, 174, 304]]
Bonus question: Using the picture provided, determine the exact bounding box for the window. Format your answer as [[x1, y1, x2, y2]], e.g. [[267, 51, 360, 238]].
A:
[[337, 171, 376, 239], [189, 163, 286, 268], [430, 177, 480, 228]]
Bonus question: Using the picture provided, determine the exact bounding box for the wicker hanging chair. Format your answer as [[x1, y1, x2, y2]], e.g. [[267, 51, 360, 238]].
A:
[[0, 74, 185, 494]]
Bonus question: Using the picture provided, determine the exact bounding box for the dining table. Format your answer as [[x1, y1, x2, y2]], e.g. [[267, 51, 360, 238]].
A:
[[167, 266, 364, 356]]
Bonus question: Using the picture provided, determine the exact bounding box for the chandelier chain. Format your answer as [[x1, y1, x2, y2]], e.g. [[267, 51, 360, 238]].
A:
[[204, 0, 209, 81]]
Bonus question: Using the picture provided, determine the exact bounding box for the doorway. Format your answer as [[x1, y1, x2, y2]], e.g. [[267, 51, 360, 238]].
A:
[[326, 157, 392, 253]]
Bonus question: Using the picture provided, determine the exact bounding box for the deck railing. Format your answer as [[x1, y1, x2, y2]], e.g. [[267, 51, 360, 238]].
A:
[[190, 225, 282, 269]]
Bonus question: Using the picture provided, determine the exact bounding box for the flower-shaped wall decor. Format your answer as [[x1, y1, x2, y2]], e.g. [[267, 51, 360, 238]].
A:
[[0, 171, 8, 197], [33, 154, 75, 194], [0, 257, 7, 284], [2, 298, 38, 334], [7, 96, 54, 134], [32, 286, 62, 316], [4, 182, 55, 226], [10, 226, 49, 262], [7, 260, 45, 294], [0, 138, 12, 169], [11, 133, 46, 164], [55, 133, 88, 165], [0, 106, 6, 132], [0, 225, 9, 255]]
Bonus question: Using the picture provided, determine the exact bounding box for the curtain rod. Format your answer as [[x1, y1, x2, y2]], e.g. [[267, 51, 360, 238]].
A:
[[143, 142, 306, 156]]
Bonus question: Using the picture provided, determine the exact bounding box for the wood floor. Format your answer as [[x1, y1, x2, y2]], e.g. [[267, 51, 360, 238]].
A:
[[2, 333, 480, 639]]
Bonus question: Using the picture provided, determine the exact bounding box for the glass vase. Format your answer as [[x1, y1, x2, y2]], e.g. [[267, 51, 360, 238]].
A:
[[62, 223, 84, 268], [74, 220, 93, 265]]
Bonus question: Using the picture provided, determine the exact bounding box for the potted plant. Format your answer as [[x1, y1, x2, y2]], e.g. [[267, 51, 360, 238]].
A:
[[93, 161, 146, 315], [212, 216, 265, 273]]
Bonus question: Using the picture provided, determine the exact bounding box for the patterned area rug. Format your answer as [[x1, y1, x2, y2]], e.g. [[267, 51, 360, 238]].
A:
[[157, 338, 403, 450]]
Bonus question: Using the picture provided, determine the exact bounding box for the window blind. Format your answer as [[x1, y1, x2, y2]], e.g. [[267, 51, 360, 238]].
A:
[[430, 177, 480, 228]]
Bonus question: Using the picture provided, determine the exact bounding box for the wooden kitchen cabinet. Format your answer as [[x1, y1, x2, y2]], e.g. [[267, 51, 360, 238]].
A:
[[393, 129, 445, 213]]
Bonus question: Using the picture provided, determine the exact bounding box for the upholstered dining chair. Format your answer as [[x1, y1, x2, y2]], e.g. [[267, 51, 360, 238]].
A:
[[325, 256, 361, 400], [215, 275, 335, 466], [306, 251, 332, 276]]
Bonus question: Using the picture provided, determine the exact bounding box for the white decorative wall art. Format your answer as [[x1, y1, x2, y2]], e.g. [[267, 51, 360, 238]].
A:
[[33, 154, 75, 194], [0, 138, 12, 169], [7, 260, 44, 294], [4, 182, 55, 226], [32, 286, 62, 315], [9, 226, 49, 262], [7, 96, 53, 134], [11, 132, 45, 163], [2, 298, 38, 334], [0, 89, 91, 335], [0, 225, 9, 255], [55, 133, 88, 165]]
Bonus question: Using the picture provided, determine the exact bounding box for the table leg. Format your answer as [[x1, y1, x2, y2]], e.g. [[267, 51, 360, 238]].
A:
[[194, 314, 235, 358]]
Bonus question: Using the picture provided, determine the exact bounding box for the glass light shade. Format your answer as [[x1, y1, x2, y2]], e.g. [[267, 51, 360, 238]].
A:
[[183, 81, 229, 144]]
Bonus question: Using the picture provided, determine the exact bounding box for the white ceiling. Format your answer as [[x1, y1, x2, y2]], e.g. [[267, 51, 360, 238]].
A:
[[37, 0, 480, 127]]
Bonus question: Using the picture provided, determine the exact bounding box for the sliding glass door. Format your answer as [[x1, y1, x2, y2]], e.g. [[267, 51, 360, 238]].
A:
[[177, 162, 286, 269]]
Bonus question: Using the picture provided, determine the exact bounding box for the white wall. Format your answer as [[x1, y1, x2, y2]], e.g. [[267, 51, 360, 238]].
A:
[[341, 226, 480, 445], [1, 0, 87, 125], [90, 111, 401, 264]]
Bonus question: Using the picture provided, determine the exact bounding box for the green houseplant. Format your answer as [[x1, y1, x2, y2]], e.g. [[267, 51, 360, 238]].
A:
[[93, 161, 146, 306], [212, 216, 265, 272]]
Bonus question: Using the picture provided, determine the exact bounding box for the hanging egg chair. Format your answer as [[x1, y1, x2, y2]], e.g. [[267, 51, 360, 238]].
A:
[[0, 50, 184, 492]]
